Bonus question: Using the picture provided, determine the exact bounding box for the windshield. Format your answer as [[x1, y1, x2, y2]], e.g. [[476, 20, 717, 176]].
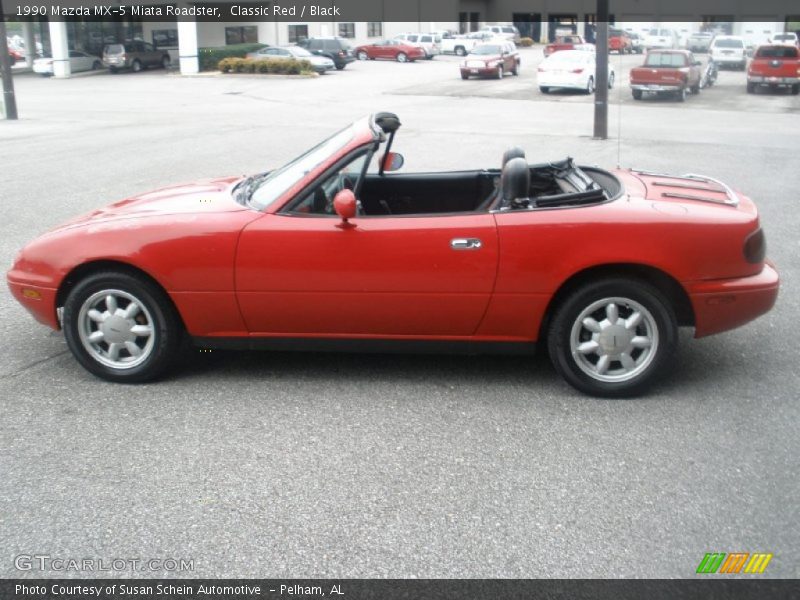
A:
[[756, 46, 799, 58], [644, 53, 686, 67], [289, 47, 313, 57], [714, 38, 744, 48], [249, 124, 356, 210], [471, 45, 503, 55], [773, 34, 795, 41]]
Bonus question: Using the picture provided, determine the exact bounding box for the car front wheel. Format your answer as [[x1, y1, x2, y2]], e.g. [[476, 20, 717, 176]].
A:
[[357, 51, 368, 61], [131, 59, 142, 73], [396, 52, 408, 63], [63, 271, 183, 383], [547, 279, 677, 397], [585, 76, 595, 94]]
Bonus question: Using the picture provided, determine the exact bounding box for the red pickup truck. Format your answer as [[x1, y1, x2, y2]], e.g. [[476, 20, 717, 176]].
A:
[[629, 49, 702, 102], [609, 28, 632, 54], [544, 35, 589, 57], [747, 44, 800, 94]]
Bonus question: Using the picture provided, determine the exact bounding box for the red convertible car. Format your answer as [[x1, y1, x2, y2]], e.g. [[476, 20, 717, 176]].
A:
[[354, 39, 425, 62], [7, 113, 779, 397]]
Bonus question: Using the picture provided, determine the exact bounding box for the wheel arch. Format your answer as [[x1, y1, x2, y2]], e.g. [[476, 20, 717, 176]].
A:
[[55, 259, 185, 331], [538, 263, 694, 342]]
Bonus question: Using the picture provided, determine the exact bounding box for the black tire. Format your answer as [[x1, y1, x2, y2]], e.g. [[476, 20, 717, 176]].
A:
[[460, 72, 469, 80], [396, 52, 408, 63], [92, 60, 101, 70], [792, 84, 799, 95], [691, 82, 700, 94], [109, 66, 118, 74], [677, 86, 687, 102], [357, 50, 368, 61], [608, 72, 615, 89], [131, 59, 142, 73], [746, 82, 756, 94], [496, 65, 504, 79], [539, 86, 550, 93], [547, 278, 678, 398], [632, 89, 643, 100], [161, 55, 170, 69], [63, 271, 183, 383], [455, 46, 466, 57], [585, 76, 595, 94], [335, 64, 345, 70]]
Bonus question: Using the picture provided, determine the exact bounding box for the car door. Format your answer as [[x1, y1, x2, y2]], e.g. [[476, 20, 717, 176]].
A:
[[234, 157, 499, 337], [142, 42, 158, 65]]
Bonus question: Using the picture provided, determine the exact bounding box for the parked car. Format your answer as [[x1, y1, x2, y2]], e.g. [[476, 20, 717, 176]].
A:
[[544, 35, 589, 57], [460, 41, 520, 79], [246, 46, 335, 74], [354, 39, 425, 62], [394, 33, 441, 59], [746, 44, 800, 94], [627, 32, 644, 54], [440, 34, 480, 56], [642, 28, 679, 50], [608, 28, 632, 54], [296, 37, 354, 70], [33, 50, 103, 76], [770, 32, 799, 47], [102, 41, 170, 73], [630, 49, 703, 101], [479, 25, 521, 44], [7, 112, 778, 397], [687, 32, 714, 53], [537, 49, 616, 94], [7, 45, 24, 64], [709, 35, 747, 70]]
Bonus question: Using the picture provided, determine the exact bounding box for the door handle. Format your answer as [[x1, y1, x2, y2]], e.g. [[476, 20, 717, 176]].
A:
[[450, 238, 482, 250]]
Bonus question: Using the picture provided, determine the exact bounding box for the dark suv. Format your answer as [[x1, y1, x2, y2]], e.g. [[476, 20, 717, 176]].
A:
[[103, 41, 171, 73], [296, 37, 355, 70]]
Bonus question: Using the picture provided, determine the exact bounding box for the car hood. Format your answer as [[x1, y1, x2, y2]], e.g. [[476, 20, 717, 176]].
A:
[[48, 176, 249, 233]]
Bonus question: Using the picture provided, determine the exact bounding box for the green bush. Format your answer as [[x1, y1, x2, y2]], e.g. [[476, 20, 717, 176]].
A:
[[199, 43, 267, 71], [519, 37, 534, 47], [218, 57, 313, 76]]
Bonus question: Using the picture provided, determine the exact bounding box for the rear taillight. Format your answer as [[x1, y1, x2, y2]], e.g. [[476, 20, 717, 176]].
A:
[[338, 51, 345, 57], [570, 68, 584, 73], [744, 228, 766, 264]]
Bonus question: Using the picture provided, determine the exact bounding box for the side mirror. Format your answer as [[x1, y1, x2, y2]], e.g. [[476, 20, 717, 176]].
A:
[[333, 189, 357, 228], [382, 152, 404, 172]]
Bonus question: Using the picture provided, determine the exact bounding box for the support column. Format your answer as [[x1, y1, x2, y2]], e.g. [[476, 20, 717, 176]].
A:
[[178, 19, 199, 74], [541, 19, 549, 44], [48, 20, 70, 78], [23, 20, 35, 68]]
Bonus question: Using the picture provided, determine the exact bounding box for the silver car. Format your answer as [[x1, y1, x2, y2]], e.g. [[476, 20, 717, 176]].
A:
[[246, 46, 335, 73], [33, 50, 102, 76]]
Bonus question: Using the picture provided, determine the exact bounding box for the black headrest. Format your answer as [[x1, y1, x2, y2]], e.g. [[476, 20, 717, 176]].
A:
[[501, 157, 530, 203], [502, 147, 526, 167]]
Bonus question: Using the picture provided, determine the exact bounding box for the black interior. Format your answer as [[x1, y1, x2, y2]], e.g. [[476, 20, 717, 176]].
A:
[[359, 170, 498, 215]]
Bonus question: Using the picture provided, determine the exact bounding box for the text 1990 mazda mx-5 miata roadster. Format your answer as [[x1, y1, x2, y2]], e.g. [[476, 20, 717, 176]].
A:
[[8, 113, 779, 397]]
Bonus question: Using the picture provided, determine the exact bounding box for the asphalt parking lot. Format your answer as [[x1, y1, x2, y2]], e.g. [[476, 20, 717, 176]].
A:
[[1, 46, 799, 578]]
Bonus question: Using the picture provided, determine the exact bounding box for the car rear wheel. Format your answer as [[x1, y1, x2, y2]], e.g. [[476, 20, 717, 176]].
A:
[[460, 71, 469, 80], [547, 278, 678, 397], [161, 55, 170, 69], [396, 52, 408, 63], [496, 65, 504, 79], [511, 61, 519, 75], [632, 89, 643, 100], [131, 59, 142, 73], [63, 271, 183, 383], [92, 60, 101, 70], [540, 86, 550, 93], [357, 51, 368, 61], [608, 72, 615, 88], [585, 76, 595, 94], [455, 46, 466, 57]]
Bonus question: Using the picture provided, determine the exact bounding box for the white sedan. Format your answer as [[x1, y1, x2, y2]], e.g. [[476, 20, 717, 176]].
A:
[[33, 50, 103, 76], [536, 50, 616, 94]]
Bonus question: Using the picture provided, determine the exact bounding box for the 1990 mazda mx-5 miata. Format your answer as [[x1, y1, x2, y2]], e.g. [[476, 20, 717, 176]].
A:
[[8, 113, 779, 397]]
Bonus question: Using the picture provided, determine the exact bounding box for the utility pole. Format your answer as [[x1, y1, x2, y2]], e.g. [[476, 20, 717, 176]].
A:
[[593, 0, 609, 139], [0, 0, 19, 120]]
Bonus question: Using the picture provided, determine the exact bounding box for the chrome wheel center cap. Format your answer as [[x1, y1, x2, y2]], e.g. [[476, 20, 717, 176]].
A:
[[598, 324, 633, 355], [102, 315, 135, 344]]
